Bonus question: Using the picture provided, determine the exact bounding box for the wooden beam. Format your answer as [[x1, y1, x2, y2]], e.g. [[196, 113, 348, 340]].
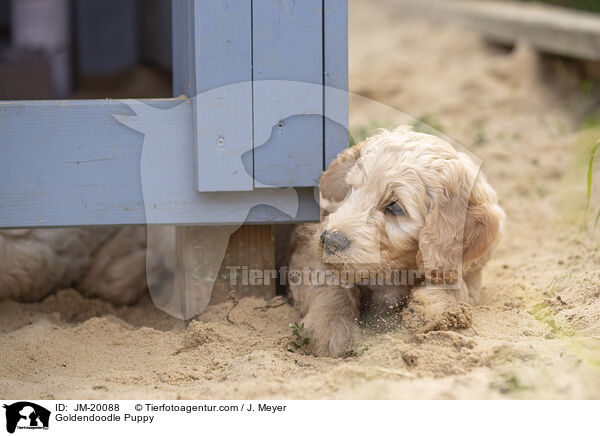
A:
[[388, 0, 600, 61], [0, 98, 318, 229], [173, 0, 253, 193], [191, 1, 253, 192]]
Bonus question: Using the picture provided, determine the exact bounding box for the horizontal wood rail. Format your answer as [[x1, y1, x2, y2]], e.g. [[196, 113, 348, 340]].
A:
[[0, 97, 318, 229]]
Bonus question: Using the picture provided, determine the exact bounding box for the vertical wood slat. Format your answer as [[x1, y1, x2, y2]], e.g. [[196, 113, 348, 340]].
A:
[[172, 0, 195, 97], [174, 0, 347, 191], [324, 0, 349, 168], [193, 1, 253, 192], [172, 0, 214, 319], [252, 0, 324, 189], [174, 0, 254, 192]]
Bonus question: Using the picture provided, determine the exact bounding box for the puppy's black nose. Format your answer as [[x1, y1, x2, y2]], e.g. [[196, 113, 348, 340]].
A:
[[320, 230, 351, 254]]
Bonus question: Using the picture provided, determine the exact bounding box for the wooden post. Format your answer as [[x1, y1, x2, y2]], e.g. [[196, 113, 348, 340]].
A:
[[172, 224, 276, 310], [211, 225, 276, 304]]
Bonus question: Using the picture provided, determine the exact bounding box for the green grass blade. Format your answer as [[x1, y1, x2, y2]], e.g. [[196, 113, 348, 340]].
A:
[[585, 141, 600, 216]]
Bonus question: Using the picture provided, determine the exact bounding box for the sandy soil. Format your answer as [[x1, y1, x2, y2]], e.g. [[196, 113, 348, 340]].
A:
[[2, 0, 600, 399]]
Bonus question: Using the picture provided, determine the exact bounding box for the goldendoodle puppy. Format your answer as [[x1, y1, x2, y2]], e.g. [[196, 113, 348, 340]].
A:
[[289, 126, 505, 356]]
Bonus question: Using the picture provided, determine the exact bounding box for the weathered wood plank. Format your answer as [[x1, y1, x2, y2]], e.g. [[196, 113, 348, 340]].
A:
[[211, 224, 276, 304], [324, 0, 349, 168], [173, 225, 237, 317], [0, 98, 319, 229], [192, 0, 253, 192], [0, 99, 145, 228], [388, 0, 600, 61], [252, 0, 323, 188]]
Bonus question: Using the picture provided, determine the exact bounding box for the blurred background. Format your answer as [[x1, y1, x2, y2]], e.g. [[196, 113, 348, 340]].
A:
[[0, 0, 598, 105], [517, 0, 599, 12], [0, 0, 172, 100]]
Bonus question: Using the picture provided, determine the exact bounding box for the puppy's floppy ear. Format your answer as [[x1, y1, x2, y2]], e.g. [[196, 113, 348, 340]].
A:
[[416, 163, 503, 284], [319, 144, 362, 216]]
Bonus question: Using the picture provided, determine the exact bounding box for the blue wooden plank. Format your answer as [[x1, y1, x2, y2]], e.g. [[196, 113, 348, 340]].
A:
[[0, 98, 318, 228], [0, 99, 144, 227], [324, 0, 349, 168], [192, 0, 253, 192], [253, 0, 323, 188], [173, 0, 253, 193]]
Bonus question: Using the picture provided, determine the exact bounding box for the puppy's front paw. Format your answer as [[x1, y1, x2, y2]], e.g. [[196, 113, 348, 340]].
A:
[[303, 314, 358, 357], [402, 290, 473, 333]]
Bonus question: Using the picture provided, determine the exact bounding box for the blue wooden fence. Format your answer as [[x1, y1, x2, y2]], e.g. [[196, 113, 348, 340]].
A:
[[0, 0, 348, 229]]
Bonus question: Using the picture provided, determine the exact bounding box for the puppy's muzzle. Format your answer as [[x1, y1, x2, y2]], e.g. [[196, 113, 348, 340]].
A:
[[320, 230, 351, 255]]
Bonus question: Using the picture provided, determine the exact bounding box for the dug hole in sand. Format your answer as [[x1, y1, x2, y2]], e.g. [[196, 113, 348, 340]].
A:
[[2, 0, 600, 399]]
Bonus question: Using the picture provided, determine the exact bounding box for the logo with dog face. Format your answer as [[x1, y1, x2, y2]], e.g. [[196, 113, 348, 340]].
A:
[[2, 402, 50, 434]]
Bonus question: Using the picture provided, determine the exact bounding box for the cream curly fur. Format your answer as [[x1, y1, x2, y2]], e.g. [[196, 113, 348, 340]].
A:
[[290, 127, 505, 357], [0, 227, 150, 305]]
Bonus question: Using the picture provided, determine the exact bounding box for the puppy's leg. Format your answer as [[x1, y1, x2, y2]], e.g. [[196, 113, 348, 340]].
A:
[[402, 285, 472, 332], [300, 285, 361, 357], [289, 223, 361, 356]]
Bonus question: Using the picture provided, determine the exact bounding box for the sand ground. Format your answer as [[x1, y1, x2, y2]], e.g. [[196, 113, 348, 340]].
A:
[[2, 0, 600, 399]]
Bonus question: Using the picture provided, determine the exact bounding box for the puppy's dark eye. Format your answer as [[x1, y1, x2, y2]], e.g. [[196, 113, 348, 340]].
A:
[[385, 202, 405, 216]]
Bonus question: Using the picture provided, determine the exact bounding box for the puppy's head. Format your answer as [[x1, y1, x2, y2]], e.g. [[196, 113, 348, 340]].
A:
[[318, 127, 504, 284]]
